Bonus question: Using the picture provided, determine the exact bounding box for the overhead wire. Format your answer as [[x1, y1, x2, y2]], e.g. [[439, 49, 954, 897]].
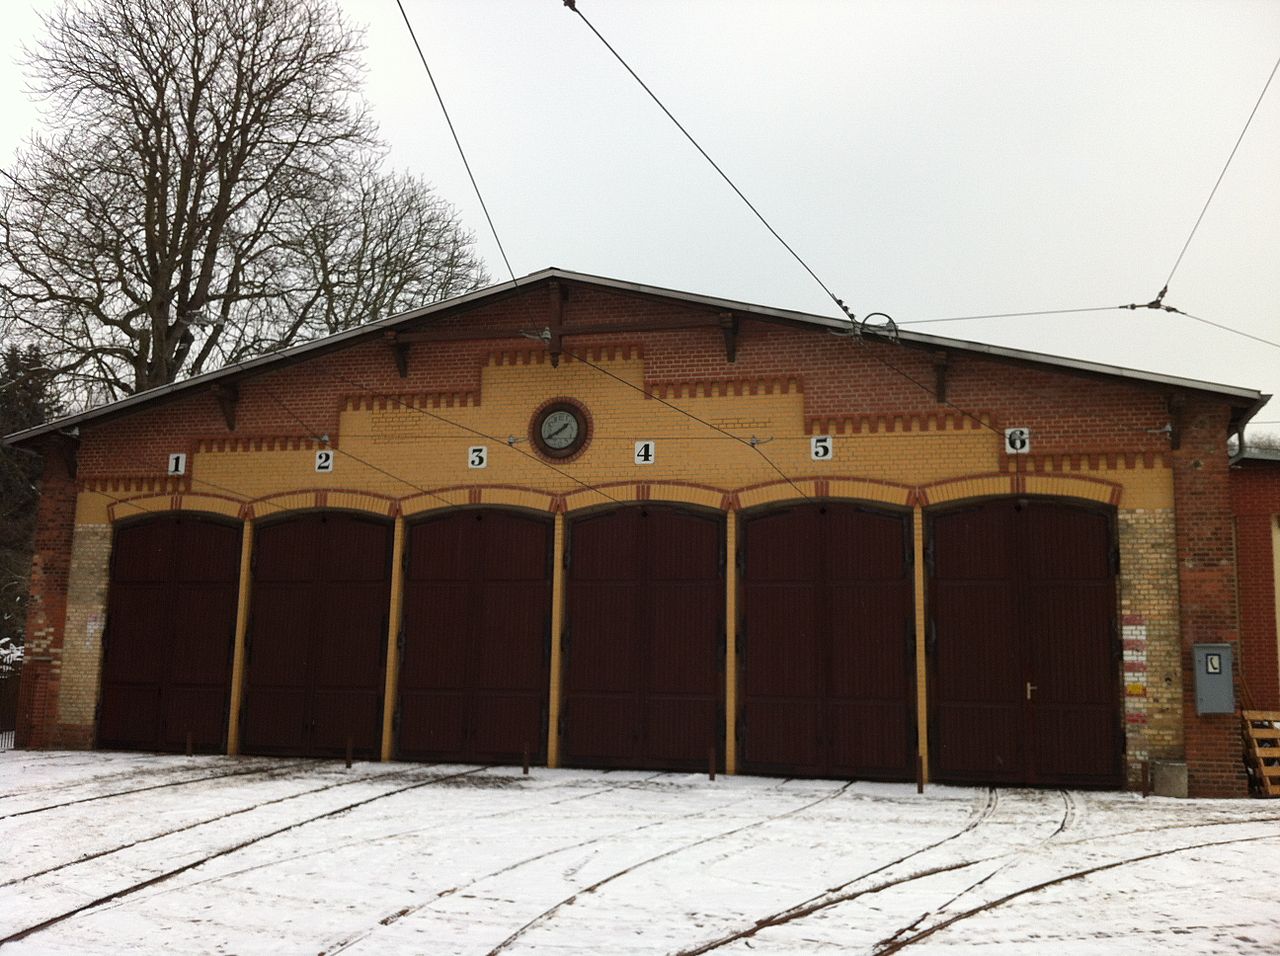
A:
[[553, 1, 1024, 455], [898, 306, 1122, 326], [560, 347, 811, 499], [393, 0, 519, 286], [1163, 51, 1280, 292], [558, 0, 859, 324]]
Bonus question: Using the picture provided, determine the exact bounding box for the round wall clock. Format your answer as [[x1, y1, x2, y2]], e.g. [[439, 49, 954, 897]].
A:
[[532, 400, 589, 459]]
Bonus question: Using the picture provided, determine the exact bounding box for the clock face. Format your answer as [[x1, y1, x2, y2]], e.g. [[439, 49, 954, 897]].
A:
[[533, 401, 588, 458], [541, 409, 579, 449]]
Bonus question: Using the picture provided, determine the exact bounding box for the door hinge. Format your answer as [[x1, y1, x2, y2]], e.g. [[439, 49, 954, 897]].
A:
[[561, 623, 571, 655], [926, 619, 937, 656], [1110, 546, 1121, 574], [907, 621, 916, 659]]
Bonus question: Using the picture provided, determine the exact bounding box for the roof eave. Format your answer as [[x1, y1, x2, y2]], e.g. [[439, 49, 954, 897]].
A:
[[3, 267, 1267, 446]]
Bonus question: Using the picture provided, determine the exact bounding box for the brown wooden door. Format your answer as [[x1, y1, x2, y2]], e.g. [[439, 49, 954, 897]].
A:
[[928, 498, 1122, 787], [242, 513, 391, 759], [98, 515, 241, 753], [398, 510, 552, 764], [562, 506, 724, 771], [739, 504, 914, 780]]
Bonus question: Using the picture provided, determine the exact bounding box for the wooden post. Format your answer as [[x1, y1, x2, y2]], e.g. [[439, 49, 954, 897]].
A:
[[523, 744, 530, 776], [1142, 759, 1151, 798], [724, 509, 738, 775], [547, 511, 567, 768], [380, 514, 407, 762], [912, 503, 930, 786], [226, 519, 255, 756], [346, 734, 353, 769]]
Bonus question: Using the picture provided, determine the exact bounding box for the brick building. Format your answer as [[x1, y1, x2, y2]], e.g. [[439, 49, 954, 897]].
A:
[[4, 269, 1272, 796], [1231, 448, 1280, 712]]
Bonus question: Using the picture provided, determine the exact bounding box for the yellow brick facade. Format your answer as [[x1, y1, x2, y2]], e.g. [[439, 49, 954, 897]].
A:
[[56, 346, 1181, 782]]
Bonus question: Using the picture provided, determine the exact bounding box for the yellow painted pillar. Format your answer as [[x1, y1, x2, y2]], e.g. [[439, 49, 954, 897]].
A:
[[724, 510, 738, 774], [546, 511, 567, 768], [380, 515, 407, 762], [226, 519, 254, 756], [913, 504, 930, 783]]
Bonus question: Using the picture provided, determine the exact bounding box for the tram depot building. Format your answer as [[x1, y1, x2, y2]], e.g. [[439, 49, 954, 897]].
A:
[[6, 269, 1279, 798]]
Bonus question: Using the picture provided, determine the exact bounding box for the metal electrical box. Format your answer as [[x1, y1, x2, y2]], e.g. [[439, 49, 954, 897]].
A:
[[1193, 643, 1234, 715]]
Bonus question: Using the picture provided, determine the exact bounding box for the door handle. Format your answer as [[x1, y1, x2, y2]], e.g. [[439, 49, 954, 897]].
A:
[[1026, 681, 1037, 700]]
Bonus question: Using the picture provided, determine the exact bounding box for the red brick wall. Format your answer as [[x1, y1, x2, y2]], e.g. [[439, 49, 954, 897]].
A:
[[74, 281, 1173, 483], [15, 279, 1252, 791], [14, 438, 78, 748], [1231, 459, 1280, 709], [1173, 397, 1248, 796]]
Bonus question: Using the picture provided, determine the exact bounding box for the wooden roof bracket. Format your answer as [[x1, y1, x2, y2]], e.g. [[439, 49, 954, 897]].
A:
[[932, 352, 949, 404], [1167, 392, 1185, 450], [384, 331, 410, 378], [719, 312, 739, 363], [548, 280, 565, 368], [211, 383, 239, 431]]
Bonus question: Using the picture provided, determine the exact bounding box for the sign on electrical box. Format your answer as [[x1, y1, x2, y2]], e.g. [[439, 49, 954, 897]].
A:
[[1192, 643, 1233, 715]]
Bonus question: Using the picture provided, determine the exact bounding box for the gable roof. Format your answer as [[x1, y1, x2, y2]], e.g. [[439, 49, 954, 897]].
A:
[[3, 266, 1269, 446]]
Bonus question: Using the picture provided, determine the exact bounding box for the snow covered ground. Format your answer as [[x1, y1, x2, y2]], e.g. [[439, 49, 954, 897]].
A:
[[1, 752, 1277, 955]]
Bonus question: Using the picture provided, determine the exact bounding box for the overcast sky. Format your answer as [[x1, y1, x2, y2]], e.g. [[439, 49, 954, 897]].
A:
[[4, 1, 1278, 436]]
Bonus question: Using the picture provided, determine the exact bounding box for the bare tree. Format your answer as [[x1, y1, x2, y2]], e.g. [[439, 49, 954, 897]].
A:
[[0, 0, 488, 406]]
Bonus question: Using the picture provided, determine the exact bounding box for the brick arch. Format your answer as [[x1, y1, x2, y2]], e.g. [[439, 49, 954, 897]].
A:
[[107, 492, 244, 523], [245, 488, 398, 520], [920, 471, 1122, 508], [562, 480, 729, 515], [734, 476, 914, 512], [401, 484, 559, 518]]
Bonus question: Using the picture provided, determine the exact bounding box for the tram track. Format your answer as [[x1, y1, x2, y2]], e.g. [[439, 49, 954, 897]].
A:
[[0, 758, 317, 819], [872, 789, 1075, 952], [873, 832, 1280, 954], [318, 775, 806, 954], [0, 764, 431, 888], [671, 787, 999, 955], [0, 764, 485, 947], [484, 780, 858, 955], [675, 790, 1280, 955]]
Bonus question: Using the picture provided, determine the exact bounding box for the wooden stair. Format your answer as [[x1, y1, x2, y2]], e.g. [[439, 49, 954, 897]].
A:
[[1243, 711, 1280, 797]]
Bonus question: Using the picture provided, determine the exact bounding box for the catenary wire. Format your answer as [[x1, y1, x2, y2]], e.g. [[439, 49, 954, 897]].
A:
[[275, 360, 626, 505], [899, 306, 1122, 326], [555, 2, 1025, 442], [560, 0, 860, 323], [393, 0, 519, 286], [1177, 311, 1280, 353], [559, 346, 811, 499], [1164, 52, 1280, 291]]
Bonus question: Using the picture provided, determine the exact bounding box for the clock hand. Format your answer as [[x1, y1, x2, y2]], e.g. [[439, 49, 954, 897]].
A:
[[547, 422, 570, 438]]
